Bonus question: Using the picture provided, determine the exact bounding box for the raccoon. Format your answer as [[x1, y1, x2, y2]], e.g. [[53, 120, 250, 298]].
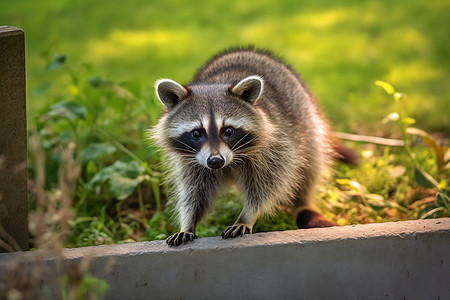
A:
[[151, 47, 334, 246]]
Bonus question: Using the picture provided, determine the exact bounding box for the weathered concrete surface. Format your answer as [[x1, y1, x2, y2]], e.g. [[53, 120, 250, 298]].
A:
[[0, 26, 28, 252], [0, 219, 449, 299]]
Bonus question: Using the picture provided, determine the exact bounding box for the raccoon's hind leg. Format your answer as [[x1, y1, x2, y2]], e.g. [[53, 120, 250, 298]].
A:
[[296, 207, 337, 229], [292, 178, 337, 229]]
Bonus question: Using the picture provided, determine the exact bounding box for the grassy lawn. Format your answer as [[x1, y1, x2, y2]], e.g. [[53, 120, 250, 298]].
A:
[[1, 0, 449, 248]]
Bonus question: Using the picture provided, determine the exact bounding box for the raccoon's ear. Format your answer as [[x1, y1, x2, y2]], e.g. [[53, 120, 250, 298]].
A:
[[155, 79, 188, 110], [231, 75, 264, 104]]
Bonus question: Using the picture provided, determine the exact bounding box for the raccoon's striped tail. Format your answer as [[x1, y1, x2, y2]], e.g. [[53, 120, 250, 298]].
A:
[[329, 135, 359, 165], [296, 208, 337, 229]]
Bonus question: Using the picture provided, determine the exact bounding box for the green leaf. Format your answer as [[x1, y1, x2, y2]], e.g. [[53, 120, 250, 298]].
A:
[[120, 160, 145, 178], [88, 76, 113, 88], [375, 80, 395, 95], [110, 176, 142, 200], [445, 152, 450, 170], [435, 191, 450, 212], [407, 127, 446, 170], [401, 117, 416, 125], [82, 143, 117, 165], [59, 130, 74, 144], [366, 194, 386, 209], [88, 160, 138, 185], [86, 161, 98, 182], [414, 167, 439, 189], [32, 82, 51, 96], [382, 112, 399, 124], [47, 101, 86, 120], [87, 160, 147, 200], [46, 54, 67, 71], [389, 165, 406, 178], [336, 178, 365, 193], [88, 76, 136, 101]]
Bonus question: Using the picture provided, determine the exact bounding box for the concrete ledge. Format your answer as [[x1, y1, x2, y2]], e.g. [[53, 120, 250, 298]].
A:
[[1, 218, 449, 299]]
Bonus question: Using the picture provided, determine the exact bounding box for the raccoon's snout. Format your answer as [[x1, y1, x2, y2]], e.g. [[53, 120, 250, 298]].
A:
[[207, 155, 225, 169]]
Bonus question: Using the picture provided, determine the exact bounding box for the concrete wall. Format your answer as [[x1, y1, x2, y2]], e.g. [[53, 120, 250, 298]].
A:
[[1, 218, 449, 299], [0, 26, 28, 252]]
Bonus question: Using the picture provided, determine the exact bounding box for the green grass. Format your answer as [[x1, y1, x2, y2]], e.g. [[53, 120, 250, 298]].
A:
[[1, 0, 449, 248]]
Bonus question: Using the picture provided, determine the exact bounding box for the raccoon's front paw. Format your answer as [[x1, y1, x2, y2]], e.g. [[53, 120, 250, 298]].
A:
[[221, 224, 252, 239], [166, 232, 197, 246]]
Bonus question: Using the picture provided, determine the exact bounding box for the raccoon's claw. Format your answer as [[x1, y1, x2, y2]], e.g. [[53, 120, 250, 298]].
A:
[[166, 232, 197, 246], [222, 224, 251, 239]]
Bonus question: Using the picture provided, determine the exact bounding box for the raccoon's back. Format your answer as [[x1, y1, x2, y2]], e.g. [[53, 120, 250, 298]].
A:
[[191, 48, 312, 98]]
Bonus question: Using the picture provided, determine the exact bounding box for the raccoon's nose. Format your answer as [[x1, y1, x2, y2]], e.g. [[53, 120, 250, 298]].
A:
[[207, 155, 225, 169]]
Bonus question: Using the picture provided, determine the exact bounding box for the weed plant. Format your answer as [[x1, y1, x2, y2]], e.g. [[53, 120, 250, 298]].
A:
[[1, 138, 109, 299]]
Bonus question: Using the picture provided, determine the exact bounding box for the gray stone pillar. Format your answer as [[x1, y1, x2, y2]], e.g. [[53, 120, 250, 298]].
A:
[[0, 26, 28, 252]]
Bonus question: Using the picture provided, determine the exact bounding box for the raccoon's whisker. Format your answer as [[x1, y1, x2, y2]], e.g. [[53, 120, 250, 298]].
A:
[[233, 137, 258, 154], [171, 138, 198, 154], [232, 151, 257, 164], [172, 147, 197, 155], [172, 139, 210, 163], [232, 132, 262, 152], [233, 154, 252, 162], [177, 156, 197, 163], [238, 145, 258, 153], [173, 146, 209, 165], [231, 157, 245, 164], [234, 152, 252, 158], [231, 132, 251, 152], [176, 154, 198, 161]]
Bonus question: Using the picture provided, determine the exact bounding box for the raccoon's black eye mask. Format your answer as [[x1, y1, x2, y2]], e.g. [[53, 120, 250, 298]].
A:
[[221, 127, 256, 153], [171, 129, 207, 154]]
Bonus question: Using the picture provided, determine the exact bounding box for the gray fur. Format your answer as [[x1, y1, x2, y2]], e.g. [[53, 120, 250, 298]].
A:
[[151, 48, 332, 246]]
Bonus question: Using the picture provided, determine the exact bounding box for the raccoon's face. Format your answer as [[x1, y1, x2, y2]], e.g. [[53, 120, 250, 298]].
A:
[[154, 76, 264, 170]]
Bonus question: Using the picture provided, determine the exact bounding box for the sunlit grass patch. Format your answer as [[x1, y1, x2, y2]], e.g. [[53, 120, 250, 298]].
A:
[[89, 28, 191, 62]]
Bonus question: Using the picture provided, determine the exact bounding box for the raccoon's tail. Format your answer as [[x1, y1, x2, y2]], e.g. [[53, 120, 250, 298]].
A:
[[294, 134, 359, 229], [296, 208, 337, 229], [329, 134, 359, 165]]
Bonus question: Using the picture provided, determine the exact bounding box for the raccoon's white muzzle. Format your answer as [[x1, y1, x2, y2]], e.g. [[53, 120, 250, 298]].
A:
[[196, 144, 233, 169]]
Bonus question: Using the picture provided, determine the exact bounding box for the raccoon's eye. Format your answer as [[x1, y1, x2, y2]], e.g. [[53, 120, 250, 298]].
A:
[[223, 127, 235, 137], [191, 129, 202, 139]]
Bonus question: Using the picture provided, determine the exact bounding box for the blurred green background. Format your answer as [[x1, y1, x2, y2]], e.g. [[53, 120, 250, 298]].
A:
[[2, 0, 449, 134]]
